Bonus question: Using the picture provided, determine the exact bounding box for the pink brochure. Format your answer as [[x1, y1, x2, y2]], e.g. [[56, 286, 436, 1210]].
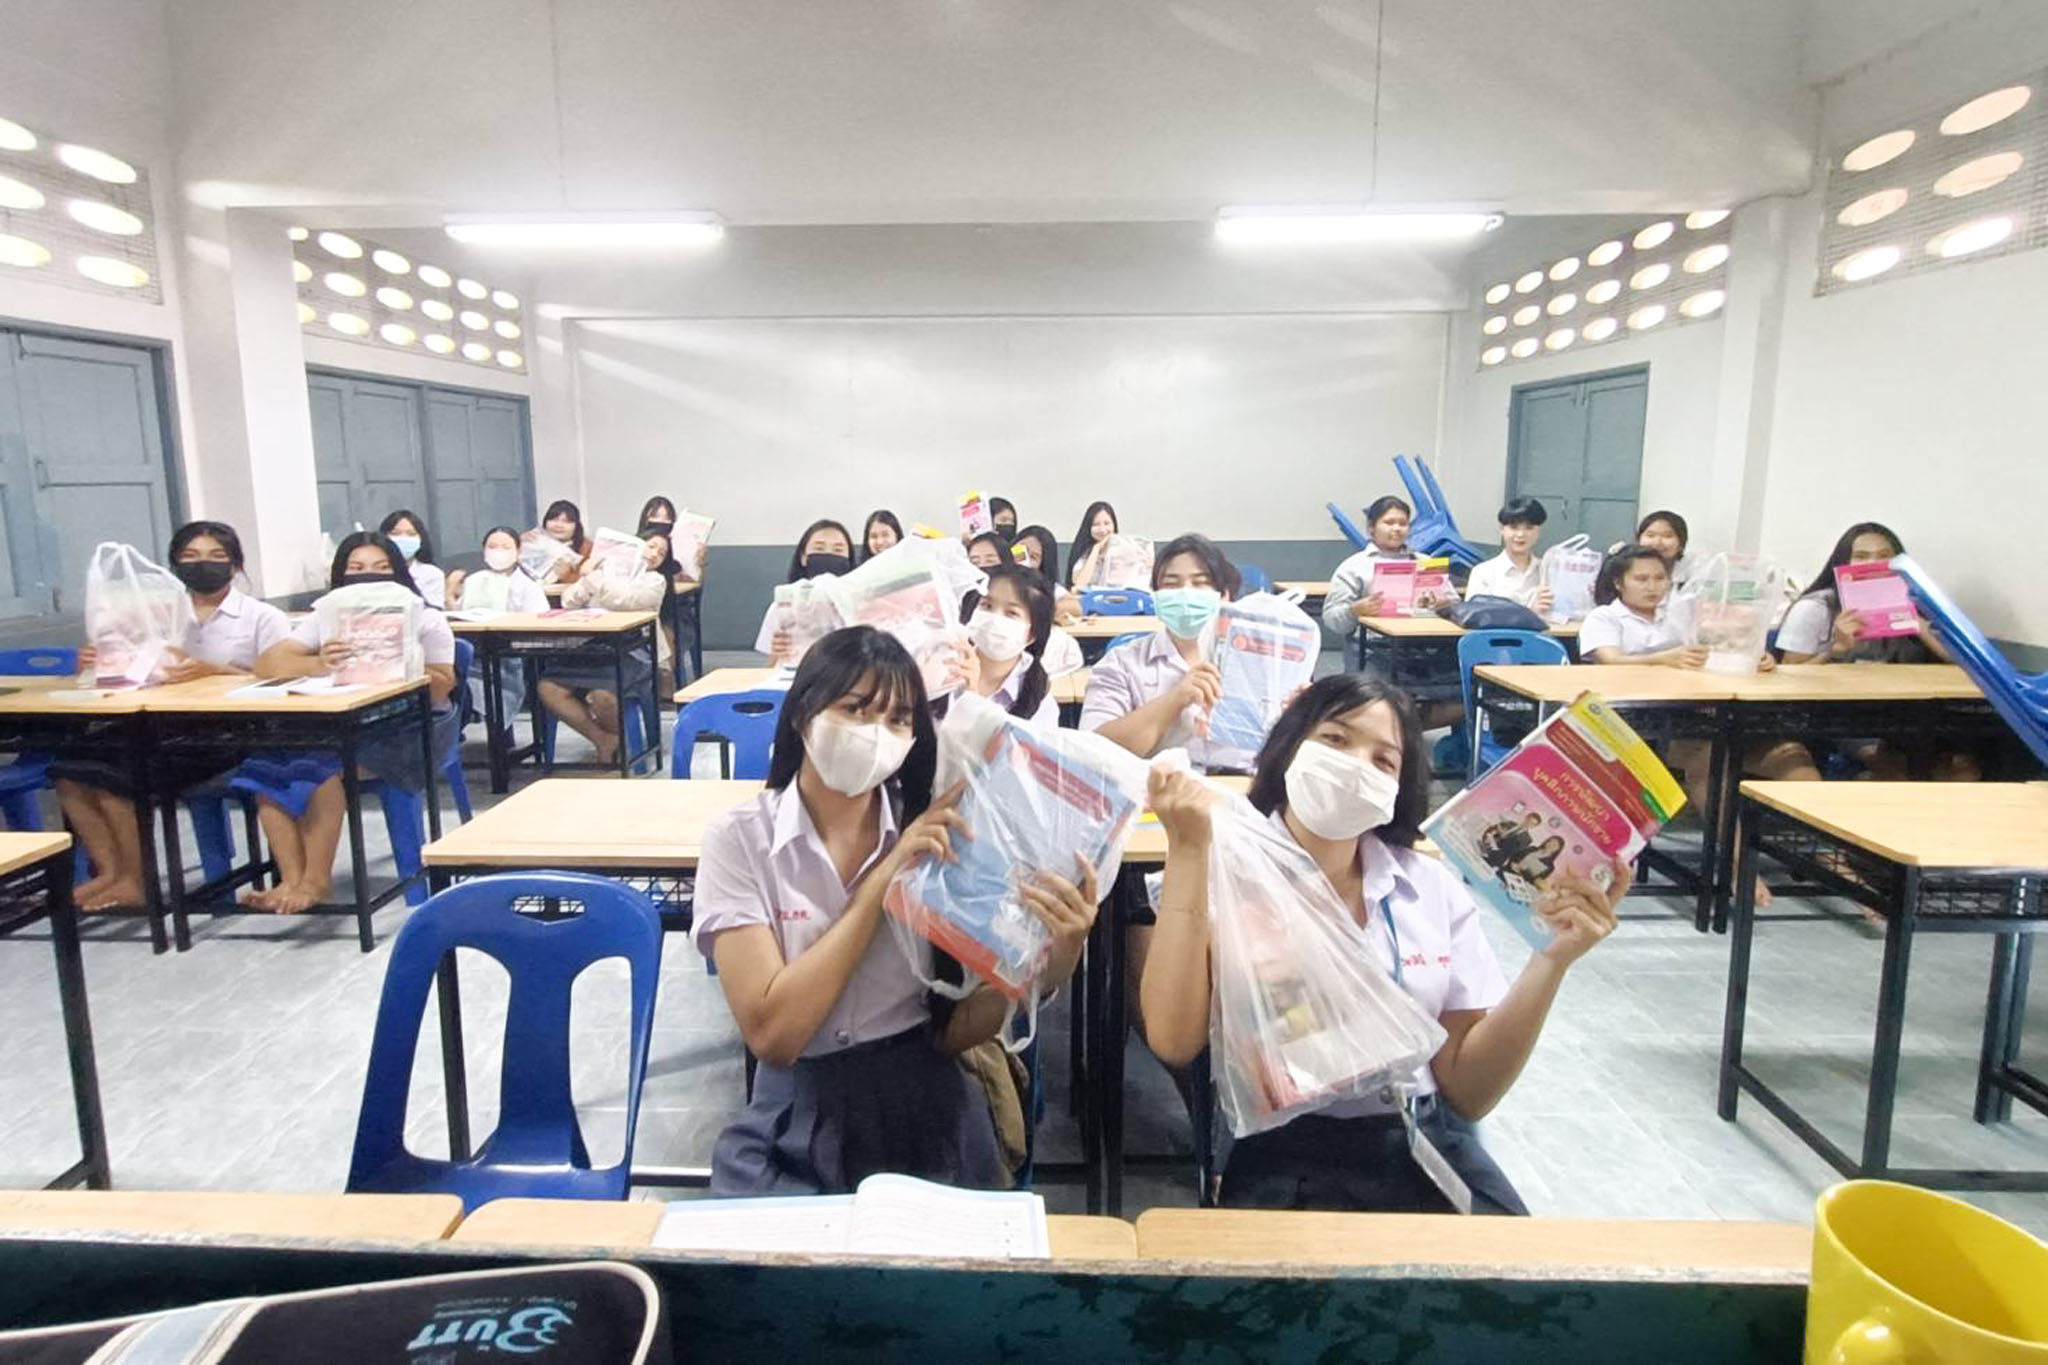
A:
[[1834, 561, 1919, 640], [1368, 560, 1419, 614]]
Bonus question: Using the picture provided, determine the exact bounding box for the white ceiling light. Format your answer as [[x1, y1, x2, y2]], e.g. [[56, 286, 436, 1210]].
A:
[[67, 200, 144, 236], [494, 319, 520, 339], [1685, 210, 1730, 230], [1482, 315, 1507, 335], [0, 176, 44, 210], [56, 143, 137, 185], [492, 289, 520, 310], [1544, 328, 1576, 351], [379, 323, 418, 346], [1934, 152, 2024, 198], [496, 350, 523, 368], [1582, 317, 1618, 341], [1549, 257, 1580, 281], [417, 264, 453, 288], [287, 226, 309, 242], [461, 341, 493, 361], [371, 248, 411, 275], [1627, 305, 1667, 331], [317, 231, 362, 259], [328, 311, 369, 336], [296, 301, 317, 324], [423, 334, 455, 354], [1514, 270, 1543, 293], [1683, 244, 1730, 274], [1838, 188, 1909, 227], [1512, 304, 1540, 326], [1679, 290, 1726, 318], [376, 286, 414, 310], [1584, 279, 1621, 304], [422, 299, 455, 321], [1483, 283, 1510, 305], [456, 277, 488, 300], [1927, 216, 2014, 258], [1941, 86, 2031, 137], [76, 256, 148, 287], [1546, 293, 1577, 316], [324, 271, 366, 297], [1630, 262, 1671, 290], [1833, 245, 1901, 282], [459, 309, 489, 330], [1480, 346, 1506, 366], [1509, 337, 1539, 358], [446, 212, 727, 248], [1842, 130, 1914, 172], [1633, 221, 1675, 250], [1587, 240, 1624, 266], [0, 234, 52, 268], [292, 260, 312, 283], [0, 118, 36, 152]]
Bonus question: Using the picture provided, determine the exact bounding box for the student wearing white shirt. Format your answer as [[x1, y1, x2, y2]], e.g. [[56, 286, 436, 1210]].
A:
[[952, 563, 1060, 728], [379, 509, 445, 608], [1631, 509, 1693, 591], [1140, 673, 1627, 1211], [1463, 497, 1553, 613], [56, 520, 292, 912], [755, 519, 856, 662], [445, 526, 551, 615], [538, 526, 675, 765], [693, 626, 1098, 1194], [1320, 496, 1447, 635], [1082, 533, 1238, 759]]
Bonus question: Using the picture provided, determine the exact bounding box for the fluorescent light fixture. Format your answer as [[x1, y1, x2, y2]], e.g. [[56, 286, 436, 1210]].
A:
[[1214, 206, 1502, 244], [444, 213, 724, 248]]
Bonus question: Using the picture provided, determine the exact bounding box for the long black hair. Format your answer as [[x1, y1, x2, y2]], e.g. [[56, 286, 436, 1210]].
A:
[[1636, 509, 1689, 558], [988, 496, 1017, 535], [1151, 532, 1241, 597], [1067, 500, 1118, 584], [859, 509, 903, 564], [1594, 545, 1672, 607], [378, 509, 435, 565], [1800, 521, 1905, 600], [765, 626, 937, 819], [639, 495, 677, 528], [541, 499, 588, 555], [1248, 674, 1430, 850], [328, 530, 421, 597], [1013, 524, 1060, 578], [787, 518, 855, 583], [965, 530, 1011, 570], [961, 563, 1053, 721], [169, 520, 246, 570], [1364, 496, 1413, 549]]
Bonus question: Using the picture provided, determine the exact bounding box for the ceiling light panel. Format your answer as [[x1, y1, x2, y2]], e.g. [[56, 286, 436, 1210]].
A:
[[294, 226, 525, 370], [0, 115, 160, 301]]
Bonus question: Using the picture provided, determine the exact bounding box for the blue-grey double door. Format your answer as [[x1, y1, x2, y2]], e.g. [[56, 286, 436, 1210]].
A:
[[1506, 366, 1648, 551]]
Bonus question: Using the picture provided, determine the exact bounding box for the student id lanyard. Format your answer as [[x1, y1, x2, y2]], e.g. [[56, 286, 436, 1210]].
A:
[[1379, 897, 1475, 1216]]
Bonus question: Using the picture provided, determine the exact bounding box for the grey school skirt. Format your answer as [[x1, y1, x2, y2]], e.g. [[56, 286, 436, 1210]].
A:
[[1219, 1097, 1529, 1215], [711, 1024, 1006, 1196]]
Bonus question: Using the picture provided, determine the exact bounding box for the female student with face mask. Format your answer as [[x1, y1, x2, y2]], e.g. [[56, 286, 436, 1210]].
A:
[[1140, 674, 1628, 1212], [756, 519, 856, 663], [445, 526, 550, 614], [693, 626, 1099, 1194], [378, 509, 444, 607], [988, 497, 1019, 541], [951, 563, 1058, 727], [1082, 533, 1237, 760], [537, 525, 675, 765]]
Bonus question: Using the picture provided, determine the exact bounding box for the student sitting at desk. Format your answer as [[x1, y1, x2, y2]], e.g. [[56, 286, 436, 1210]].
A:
[[1067, 500, 1119, 589], [445, 526, 550, 615], [1082, 533, 1237, 759], [988, 496, 1019, 541], [693, 626, 1099, 1194], [240, 532, 457, 914], [951, 563, 1059, 728], [1014, 524, 1086, 641], [378, 509, 444, 608], [56, 520, 292, 912], [1140, 674, 1627, 1213], [535, 499, 593, 585], [757, 519, 856, 664], [1320, 496, 1448, 634], [1464, 497, 1553, 613], [859, 509, 902, 565], [536, 525, 674, 765], [638, 495, 706, 586], [966, 531, 1009, 572], [1629, 509, 1693, 590]]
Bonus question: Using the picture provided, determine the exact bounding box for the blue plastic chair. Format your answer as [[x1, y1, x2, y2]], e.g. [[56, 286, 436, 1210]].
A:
[[1327, 502, 1372, 551], [1105, 631, 1153, 654], [345, 872, 664, 1210], [670, 689, 784, 780], [1458, 630, 1570, 775], [0, 647, 77, 832], [539, 686, 660, 774], [369, 639, 477, 906], [1392, 454, 1485, 568], [1893, 555, 2048, 767], [1079, 587, 1154, 617], [1237, 564, 1274, 595]]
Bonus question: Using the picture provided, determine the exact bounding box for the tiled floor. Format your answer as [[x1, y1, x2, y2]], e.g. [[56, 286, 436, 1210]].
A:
[[2, 651, 2043, 1240]]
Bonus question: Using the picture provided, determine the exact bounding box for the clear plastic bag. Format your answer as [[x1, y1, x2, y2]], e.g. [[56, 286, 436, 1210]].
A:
[[1540, 534, 1602, 623], [1192, 592, 1319, 772], [460, 570, 513, 614], [763, 578, 843, 667], [830, 537, 986, 699], [1203, 785, 1447, 1137], [882, 695, 1150, 1036], [1088, 534, 1155, 590], [1683, 550, 1790, 675], [670, 510, 716, 580], [519, 529, 578, 583], [313, 582, 422, 685], [84, 541, 195, 689], [589, 526, 647, 582]]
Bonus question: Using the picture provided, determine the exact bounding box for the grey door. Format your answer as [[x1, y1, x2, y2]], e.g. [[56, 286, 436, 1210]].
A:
[[306, 373, 428, 540], [424, 390, 532, 554], [1506, 366, 1648, 550]]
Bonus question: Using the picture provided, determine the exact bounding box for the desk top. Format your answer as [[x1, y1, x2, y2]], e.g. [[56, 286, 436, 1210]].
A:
[[424, 777, 762, 868], [1740, 781, 2048, 869], [1132, 1210, 1809, 1274], [1124, 775, 1252, 864], [1723, 663, 1980, 703], [0, 830, 72, 876], [0, 1190, 463, 1242], [450, 610, 656, 635], [137, 673, 426, 714], [0, 675, 151, 714], [1273, 580, 1329, 598], [678, 666, 1092, 708], [451, 1199, 1136, 1261], [1066, 616, 1162, 641], [1475, 663, 1738, 704], [1365, 616, 1581, 639], [1475, 662, 1980, 706]]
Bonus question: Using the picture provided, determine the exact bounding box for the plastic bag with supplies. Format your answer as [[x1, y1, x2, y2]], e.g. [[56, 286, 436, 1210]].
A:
[[1087, 534, 1155, 590], [313, 582, 422, 685], [1199, 778, 1447, 1137], [1540, 534, 1603, 623], [882, 695, 1149, 1037], [519, 528, 579, 583], [1191, 591, 1319, 773], [829, 537, 985, 700], [589, 526, 648, 581], [758, 578, 843, 667], [84, 541, 196, 689], [1683, 550, 1790, 675]]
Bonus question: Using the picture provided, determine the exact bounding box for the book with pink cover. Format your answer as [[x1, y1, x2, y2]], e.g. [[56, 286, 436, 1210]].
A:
[[958, 491, 992, 538], [1834, 560, 1920, 640], [1368, 557, 1450, 617]]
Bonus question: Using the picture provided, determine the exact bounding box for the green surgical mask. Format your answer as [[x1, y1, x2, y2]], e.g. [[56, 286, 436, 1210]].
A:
[[1154, 586, 1222, 640]]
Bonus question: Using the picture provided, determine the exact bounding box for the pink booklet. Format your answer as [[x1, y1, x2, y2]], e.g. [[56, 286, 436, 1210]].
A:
[[1834, 561, 1919, 640], [1368, 557, 1450, 617]]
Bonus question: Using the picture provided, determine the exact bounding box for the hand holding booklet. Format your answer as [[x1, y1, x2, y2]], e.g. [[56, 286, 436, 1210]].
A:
[[1834, 560, 1919, 640], [654, 1175, 1048, 1259]]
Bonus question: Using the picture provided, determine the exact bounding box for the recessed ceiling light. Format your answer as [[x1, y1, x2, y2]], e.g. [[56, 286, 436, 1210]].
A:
[[1842, 130, 1914, 172], [493, 319, 520, 339], [1630, 263, 1671, 290], [1510, 337, 1539, 358], [376, 286, 414, 310], [317, 231, 362, 259], [293, 260, 312, 283], [1679, 290, 1726, 318], [1584, 279, 1621, 304], [1683, 244, 1730, 274], [324, 272, 366, 297], [76, 256, 148, 287], [1544, 328, 1576, 351], [496, 350, 523, 368], [287, 226, 309, 242], [328, 311, 369, 336], [56, 143, 137, 184], [296, 301, 317, 324], [1927, 216, 2014, 258], [459, 309, 489, 330], [0, 234, 52, 268], [1940, 86, 2031, 137], [68, 200, 144, 236], [1627, 305, 1666, 331], [1482, 315, 1507, 335], [461, 341, 493, 361], [1685, 210, 1729, 230], [417, 264, 452, 288], [1549, 257, 1580, 281], [1512, 304, 1539, 326], [1933, 152, 2024, 198], [1582, 317, 1618, 341], [379, 323, 418, 346], [1832, 245, 1901, 282], [423, 334, 455, 354], [422, 299, 455, 321], [1633, 221, 1674, 250], [0, 118, 36, 152], [1587, 240, 1624, 266], [1484, 283, 1511, 305], [492, 289, 519, 310], [0, 176, 44, 210], [447, 212, 732, 248], [1480, 345, 1506, 366], [371, 248, 411, 275], [1546, 293, 1577, 316], [456, 278, 488, 300], [1514, 270, 1543, 294], [1837, 188, 1909, 226]]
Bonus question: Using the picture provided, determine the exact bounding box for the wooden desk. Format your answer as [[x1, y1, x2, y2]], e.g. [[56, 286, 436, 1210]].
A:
[[1724, 662, 1981, 704], [676, 666, 785, 705], [1364, 617, 1580, 640], [453, 610, 664, 789], [1722, 782, 2048, 1191], [453, 1199, 1137, 1261], [1472, 662, 1737, 704], [1049, 668, 1090, 708], [0, 1190, 462, 1242], [1066, 617, 1161, 665], [1273, 580, 1329, 601], [1133, 1210, 1809, 1275], [0, 831, 106, 1192], [137, 673, 426, 715], [424, 777, 760, 872]]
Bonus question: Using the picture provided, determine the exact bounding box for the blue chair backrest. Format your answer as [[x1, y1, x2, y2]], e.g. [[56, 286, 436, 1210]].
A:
[[671, 687, 784, 779], [1105, 631, 1155, 654], [1237, 564, 1274, 595], [347, 872, 664, 1209], [1893, 555, 2048, 766], [1327, 502, 1371, 550], [1393, 453, 1439, 517], [451, 637, 476, 733], [0, 647, 79, 676], [1079, 587, 1153, 617], [1457, 630, 1569, 730]]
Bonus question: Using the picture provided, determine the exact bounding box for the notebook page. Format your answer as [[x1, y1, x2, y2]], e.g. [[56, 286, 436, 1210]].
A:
[[846, 1175, 1049, 1259], [653, 1195, 855, 1254]]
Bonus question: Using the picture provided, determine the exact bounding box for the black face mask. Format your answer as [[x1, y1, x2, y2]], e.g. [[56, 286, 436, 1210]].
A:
[[173, 560, 235, 594], [340, 571, 402, 588], [994, 522, 1017, 543], [801, 553, 852, 580]]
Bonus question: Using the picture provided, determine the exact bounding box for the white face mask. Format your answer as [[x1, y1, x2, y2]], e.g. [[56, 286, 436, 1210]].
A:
[[1284, 739, 1401, 841], [970, 610, 1030, 663], [483, 546, 518, 572], [805, 713, 915, 797]]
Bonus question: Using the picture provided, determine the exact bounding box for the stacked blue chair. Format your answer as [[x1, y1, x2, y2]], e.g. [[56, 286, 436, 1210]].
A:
[[670, 689, 784, 781], [1327, 502, 1372, 551], [1392, 454, 1484, 568], [1893, 555, 2048, 767], [346, 872, 664, 1209], [1457, 630, 1571, 776], [1079, 587, 1153, 617], [0, 647, 77, 832], [1237, 564, 1274, 596]]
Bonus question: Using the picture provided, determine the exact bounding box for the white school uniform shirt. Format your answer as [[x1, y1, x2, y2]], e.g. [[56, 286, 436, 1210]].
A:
[[186, 588, 292, 673], [983, 652, 1059, 729], [1463, 553, 1543, 608], [1079, 629, 1192, 746], [1577, 600, 1683, 657], [458, 568, 550, 615], [564, 568, 672, 667], [1040, 625, 1085, 679], [1775, 592, 1835, 658], [407, 560, 446, 608], [691, 784, 929, 1056], [290, 594, 458, 701], [1321, 545, 1413, 635]]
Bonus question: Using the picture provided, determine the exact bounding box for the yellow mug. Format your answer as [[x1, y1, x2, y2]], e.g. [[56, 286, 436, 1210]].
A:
[[1808, 1180, 2048, 1363]]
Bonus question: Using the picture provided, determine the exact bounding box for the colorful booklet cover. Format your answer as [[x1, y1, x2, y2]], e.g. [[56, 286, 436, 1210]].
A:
[[958, 490, 992, 538], [1834, 560, 1919, 639], [1201, 597, 1320, 771], [331, 604, 412, 685], [1422, 692, 1685, 948], [1368, 557, 1451, 616]]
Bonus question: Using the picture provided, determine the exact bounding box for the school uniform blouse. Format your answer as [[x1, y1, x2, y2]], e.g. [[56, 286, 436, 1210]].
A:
[[984, 653, 1059, 728], [692, 784, 929, 1057], [187, 588, 292, 672], [1040, 625, 1085, 678], [1462, 553, 1543, 607], [1321, 546, 1413, 635], [287, 599, 457, 707], [1578, 600, 1683, 657], [1776, 589, 1932, 663], [1079, 629, 1191, 743], [563, 568, 672, 667], [455, 568, 549, 615], [408, 560, 446, 608]]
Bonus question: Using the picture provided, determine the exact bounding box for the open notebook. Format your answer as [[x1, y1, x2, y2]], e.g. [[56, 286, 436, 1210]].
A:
[[653, 1175, 1048, 1259]]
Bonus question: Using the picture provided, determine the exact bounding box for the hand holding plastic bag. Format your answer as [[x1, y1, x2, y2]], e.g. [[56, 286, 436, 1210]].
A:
[[313, 582, 422, 685], [1685, 550, 1789, 675], [830, 537, 986, 700], [1540, 534, 1602, 623], [84, 542, 195, 689], [1191, 592, 1319, 772]]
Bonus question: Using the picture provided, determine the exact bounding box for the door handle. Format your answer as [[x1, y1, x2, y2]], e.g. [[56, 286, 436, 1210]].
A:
[[31, 459, 48, 490]]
